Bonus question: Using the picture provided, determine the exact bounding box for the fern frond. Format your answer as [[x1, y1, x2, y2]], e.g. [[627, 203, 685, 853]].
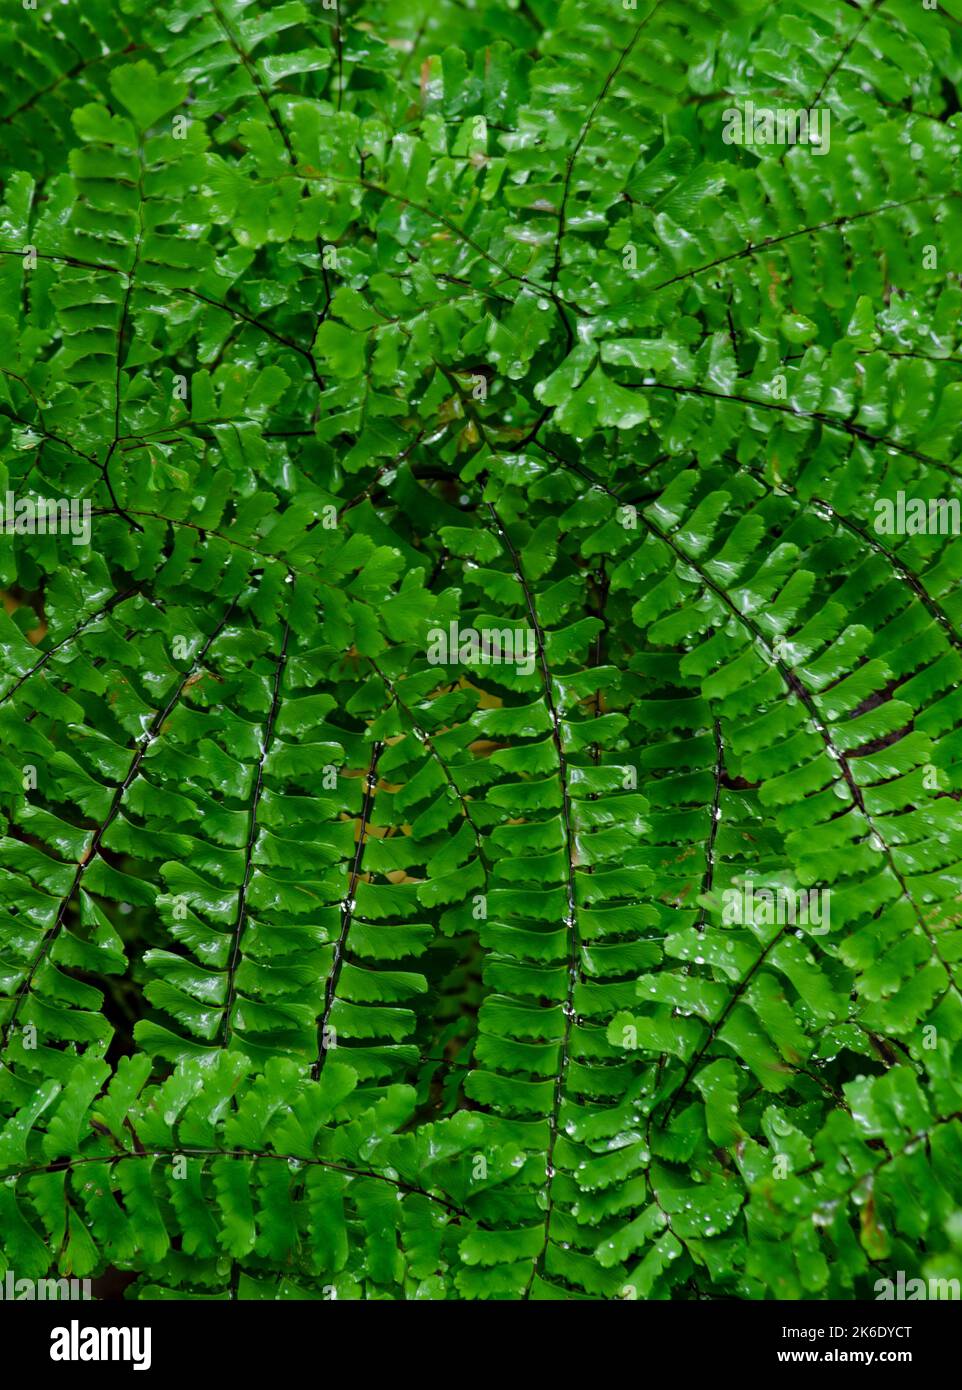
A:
[[1, 0, 961, 1303]]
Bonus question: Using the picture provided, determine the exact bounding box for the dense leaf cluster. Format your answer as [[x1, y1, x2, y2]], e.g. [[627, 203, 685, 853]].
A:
[[1, 0, 961, 1300]]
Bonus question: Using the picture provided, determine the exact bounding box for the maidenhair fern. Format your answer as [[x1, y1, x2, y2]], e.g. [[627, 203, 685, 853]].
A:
[[0, 0, 961, 1302]]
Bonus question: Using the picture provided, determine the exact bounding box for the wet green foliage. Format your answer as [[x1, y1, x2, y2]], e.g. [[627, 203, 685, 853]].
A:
[[0, 0, 961, 1299]]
